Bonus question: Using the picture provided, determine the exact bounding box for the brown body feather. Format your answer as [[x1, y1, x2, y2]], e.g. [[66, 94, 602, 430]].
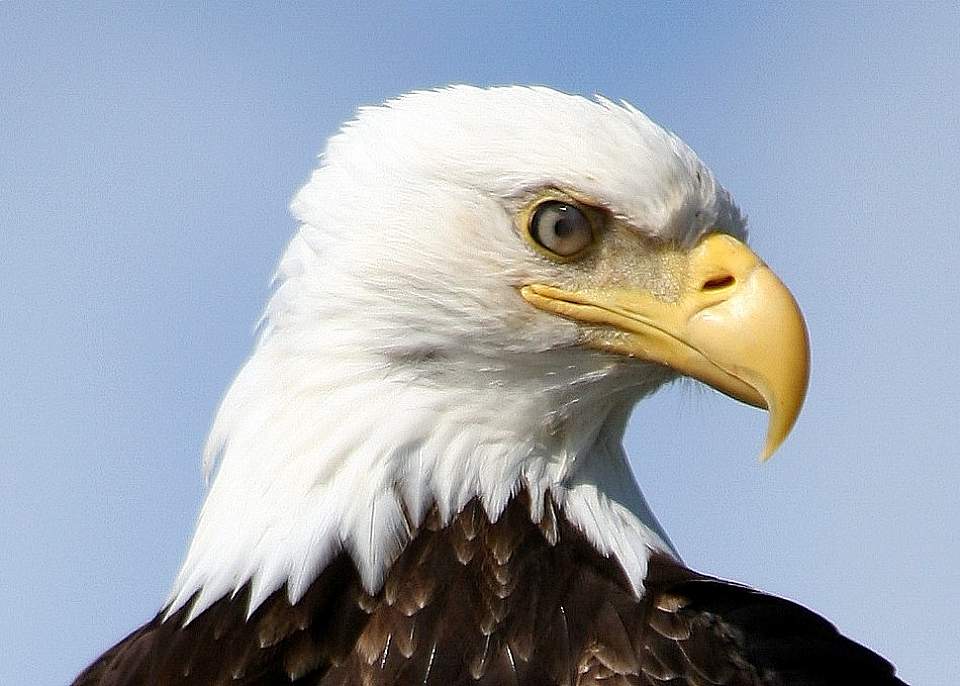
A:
[[74, 494, 907, 686]]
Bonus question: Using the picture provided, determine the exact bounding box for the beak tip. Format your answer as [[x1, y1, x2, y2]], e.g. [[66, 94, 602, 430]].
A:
[[757, 416, 793, 463]]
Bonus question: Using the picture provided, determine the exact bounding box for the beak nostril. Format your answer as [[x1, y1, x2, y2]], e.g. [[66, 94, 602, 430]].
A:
[[702, 274, 736, 291]]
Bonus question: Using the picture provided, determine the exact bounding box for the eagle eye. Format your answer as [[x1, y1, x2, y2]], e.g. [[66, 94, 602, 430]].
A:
[[529, 201, 594, 258]]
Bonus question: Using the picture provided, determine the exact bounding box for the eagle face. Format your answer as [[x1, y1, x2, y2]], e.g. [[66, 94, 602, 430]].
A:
[[289, 85, 807, 458]]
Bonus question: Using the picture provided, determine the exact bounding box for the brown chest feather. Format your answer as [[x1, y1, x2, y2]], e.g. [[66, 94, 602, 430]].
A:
[[73, 495, 906, 686]]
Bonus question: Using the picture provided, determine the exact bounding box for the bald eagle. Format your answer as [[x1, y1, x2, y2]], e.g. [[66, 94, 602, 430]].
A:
[[74, 86, 907, 685]]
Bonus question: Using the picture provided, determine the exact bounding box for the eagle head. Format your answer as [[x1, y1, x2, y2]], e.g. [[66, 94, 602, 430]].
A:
[[169, 86, 809, 621]]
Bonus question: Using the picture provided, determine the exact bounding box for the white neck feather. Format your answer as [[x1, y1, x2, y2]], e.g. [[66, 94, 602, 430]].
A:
[[166, 333, 676, 624]]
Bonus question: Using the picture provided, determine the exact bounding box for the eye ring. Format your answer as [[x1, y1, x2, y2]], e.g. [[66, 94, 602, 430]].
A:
[[528, 200, 595, 259]]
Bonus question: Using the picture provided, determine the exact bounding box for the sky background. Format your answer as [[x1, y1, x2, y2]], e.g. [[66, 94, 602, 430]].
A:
[[2, 3, 958, 684]]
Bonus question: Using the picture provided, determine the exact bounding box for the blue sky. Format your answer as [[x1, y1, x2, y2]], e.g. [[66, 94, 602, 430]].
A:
[[2, 3, 958, 684]]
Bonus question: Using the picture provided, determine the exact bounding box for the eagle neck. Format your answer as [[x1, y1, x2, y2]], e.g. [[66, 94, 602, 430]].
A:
[[166, 346, 676, 623]]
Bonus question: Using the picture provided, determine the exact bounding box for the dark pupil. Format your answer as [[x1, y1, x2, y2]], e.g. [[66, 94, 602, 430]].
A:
[[553, 206, 575, 237]]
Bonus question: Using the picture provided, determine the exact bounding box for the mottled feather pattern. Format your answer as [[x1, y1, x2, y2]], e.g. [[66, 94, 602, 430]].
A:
[[74, 494, 906, 686]]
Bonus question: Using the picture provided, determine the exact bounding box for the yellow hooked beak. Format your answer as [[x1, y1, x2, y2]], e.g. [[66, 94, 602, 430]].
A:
[[521, 233, 809, 460]]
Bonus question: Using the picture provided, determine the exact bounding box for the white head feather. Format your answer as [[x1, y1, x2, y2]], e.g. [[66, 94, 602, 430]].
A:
[[166, 86, 745, 623]]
